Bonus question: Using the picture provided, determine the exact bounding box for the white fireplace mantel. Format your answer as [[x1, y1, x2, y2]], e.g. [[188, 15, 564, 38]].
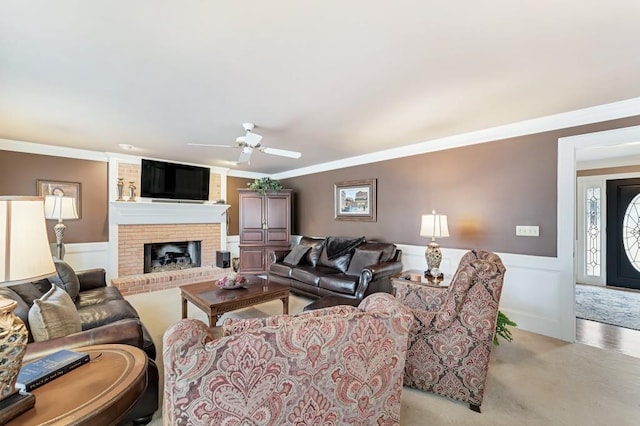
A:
[[109, 201, 230, 225], [107, 201, 230, 282]]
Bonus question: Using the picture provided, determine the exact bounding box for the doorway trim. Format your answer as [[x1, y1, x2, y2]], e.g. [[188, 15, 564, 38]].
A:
[[559, 125, 640, 341]]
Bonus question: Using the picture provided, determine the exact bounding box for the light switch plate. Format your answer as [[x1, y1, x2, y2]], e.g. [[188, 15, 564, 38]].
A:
[[516, 225, 539, 236]]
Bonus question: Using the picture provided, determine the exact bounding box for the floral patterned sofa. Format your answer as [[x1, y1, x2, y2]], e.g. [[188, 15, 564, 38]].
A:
[[392, 250, 506, 412], [163, 293, 413, 425]]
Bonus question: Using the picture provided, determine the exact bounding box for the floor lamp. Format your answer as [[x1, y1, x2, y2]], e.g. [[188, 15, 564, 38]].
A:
[[0, 196, 57, 422], [44, 195, 78, 260]]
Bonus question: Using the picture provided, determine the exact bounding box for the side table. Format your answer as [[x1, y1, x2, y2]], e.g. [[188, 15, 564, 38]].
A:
[[394, 269, 449, 288], [7, 344, 147, 426]]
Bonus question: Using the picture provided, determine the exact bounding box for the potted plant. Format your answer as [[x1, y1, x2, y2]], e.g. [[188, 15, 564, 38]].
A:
[[247, 178, 283, 195], [494, 310, 517, 345]]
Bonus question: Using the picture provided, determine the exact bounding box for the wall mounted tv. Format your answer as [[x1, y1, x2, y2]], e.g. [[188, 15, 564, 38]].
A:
[[141, 159, 210, 201]]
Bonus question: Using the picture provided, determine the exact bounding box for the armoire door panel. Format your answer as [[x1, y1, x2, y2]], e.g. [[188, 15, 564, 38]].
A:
[[266, 196, 289, 229], [241, 230, 265, 243], [241, 197, 264, 229], [266, 230, 288, 243]]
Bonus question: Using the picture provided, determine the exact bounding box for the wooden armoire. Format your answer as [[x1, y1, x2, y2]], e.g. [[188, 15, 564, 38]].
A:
[[237, 189, 292, 274]]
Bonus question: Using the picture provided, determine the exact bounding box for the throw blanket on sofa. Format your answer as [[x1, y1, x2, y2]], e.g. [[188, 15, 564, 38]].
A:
[[325, 236, 365, 259]]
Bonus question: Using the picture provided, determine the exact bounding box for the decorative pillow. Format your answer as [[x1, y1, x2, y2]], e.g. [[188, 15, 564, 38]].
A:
[[28, 285, 82, 342], [357, 242, 397, 262], [318, 247, 353, 273], [48, 260, 80, 302], [298, 236, 326, 267], [325, 236, 366, 260], [346, 249, 383, 276], [283, 244, 311, 266]]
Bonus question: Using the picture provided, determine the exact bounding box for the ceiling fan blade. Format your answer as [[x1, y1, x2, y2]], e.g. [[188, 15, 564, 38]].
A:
[[237, 147, 253, 163], [244, 131, 263, 146], [261, 147, 302, 159], [187, 143, 236, 148]]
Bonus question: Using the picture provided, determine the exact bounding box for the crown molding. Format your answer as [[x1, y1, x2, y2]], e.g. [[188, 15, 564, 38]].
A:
[[0, 138, 109, 162], [272, 97, 640, 179]]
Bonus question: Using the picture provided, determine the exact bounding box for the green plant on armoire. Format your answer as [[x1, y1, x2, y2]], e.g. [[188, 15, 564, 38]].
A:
[[247, 178, 282, 195], [494, 310, 517, 346]]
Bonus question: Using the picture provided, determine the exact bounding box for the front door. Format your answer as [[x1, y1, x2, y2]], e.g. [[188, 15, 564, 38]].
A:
[[606, 178, 640, 290]]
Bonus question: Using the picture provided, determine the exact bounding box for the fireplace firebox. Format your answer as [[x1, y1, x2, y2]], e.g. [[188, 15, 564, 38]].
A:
[[144, 241, 202, 273]]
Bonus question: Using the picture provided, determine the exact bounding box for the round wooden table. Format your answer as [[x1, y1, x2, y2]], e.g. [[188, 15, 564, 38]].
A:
[[7, 344, 147, 426]]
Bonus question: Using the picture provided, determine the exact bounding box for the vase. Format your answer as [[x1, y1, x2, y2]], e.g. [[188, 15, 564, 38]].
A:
[[232, 257, 240, 272], [128, 181, 136, 202], [116, 178, 125, 201], [0, 299, 28, 400]]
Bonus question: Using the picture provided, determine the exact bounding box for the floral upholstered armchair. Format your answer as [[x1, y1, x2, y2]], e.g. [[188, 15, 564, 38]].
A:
[[392, 250, 506, 412], [163, 293, 414, 425]]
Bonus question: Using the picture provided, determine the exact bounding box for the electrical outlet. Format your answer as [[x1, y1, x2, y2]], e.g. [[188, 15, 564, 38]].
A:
[[516, 225, 539, 236]]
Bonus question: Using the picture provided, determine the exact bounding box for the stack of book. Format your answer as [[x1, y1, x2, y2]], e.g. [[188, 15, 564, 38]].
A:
[[16, 349, 90, 392]]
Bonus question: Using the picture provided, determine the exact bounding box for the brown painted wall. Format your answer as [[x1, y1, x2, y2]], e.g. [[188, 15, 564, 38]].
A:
[[0, 150, 108, 243], [283, 116, 640, 257], [226, 176, 253, 235]]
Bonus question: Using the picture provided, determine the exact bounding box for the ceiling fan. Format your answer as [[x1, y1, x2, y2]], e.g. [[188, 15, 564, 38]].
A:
[[188, 123, 302, 163]]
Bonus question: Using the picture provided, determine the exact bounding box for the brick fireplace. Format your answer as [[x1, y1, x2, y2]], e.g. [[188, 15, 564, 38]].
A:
[[109, 201, 230, 295]]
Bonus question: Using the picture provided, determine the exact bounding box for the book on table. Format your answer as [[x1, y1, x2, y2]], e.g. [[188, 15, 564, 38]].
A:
[[16, 349, 90, 392]]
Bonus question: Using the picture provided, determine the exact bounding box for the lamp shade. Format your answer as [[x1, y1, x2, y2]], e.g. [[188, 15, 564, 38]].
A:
[[420, 211, 450, 240], [44, 195, 78, 220], [0, 196, 56, 285]]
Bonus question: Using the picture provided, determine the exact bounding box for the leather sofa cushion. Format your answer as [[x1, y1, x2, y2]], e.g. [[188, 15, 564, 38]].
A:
[[358, 242, 397, 262], [77, 299, 140, 330], [290, 266, 322, 286], [8, 282, 47, 307], [290, 265, 340, 286], [298, 236, 326, 267], [318, 274, 359, 295], [49, 260, 81, 301], [75, 286, 125, 308], [29, 285, 82, 342], [269, 262, 293, 278], [346, 249, 383, 276], [318, 247, 352, 273], [283, 244, 311, 265]]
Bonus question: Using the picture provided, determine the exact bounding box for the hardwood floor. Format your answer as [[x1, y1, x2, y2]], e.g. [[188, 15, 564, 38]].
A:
[[576, 318, 640, 359]]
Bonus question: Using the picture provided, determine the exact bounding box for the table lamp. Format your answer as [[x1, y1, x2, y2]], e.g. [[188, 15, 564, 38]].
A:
[[0, 196, 57, 420], [420, 210, 450, 277], [44, 195, 78, 260]]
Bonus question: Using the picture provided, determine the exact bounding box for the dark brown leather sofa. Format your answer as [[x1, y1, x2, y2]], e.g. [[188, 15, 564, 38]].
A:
[[268, 236, 403, 305], [0, 260, 158, 425]]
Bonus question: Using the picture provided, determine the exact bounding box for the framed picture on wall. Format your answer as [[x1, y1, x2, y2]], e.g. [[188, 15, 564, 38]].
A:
[[334, 178, 377, 222], [36, 179, 82, 219]]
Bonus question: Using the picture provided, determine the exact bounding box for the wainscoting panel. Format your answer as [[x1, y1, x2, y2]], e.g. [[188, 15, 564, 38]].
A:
[[397, 244, 567, 341], [55, 242, 109, 273]]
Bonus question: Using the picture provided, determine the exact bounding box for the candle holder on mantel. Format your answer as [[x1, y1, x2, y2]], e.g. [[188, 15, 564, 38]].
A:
[[128, 181, 136, 202], [116, 178, 125, 201]]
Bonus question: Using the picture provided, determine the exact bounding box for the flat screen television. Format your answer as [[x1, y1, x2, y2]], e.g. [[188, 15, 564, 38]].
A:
[[140, 159, 210, 201]]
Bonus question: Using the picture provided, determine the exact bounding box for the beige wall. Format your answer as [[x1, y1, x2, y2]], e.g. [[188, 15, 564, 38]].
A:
[[283, 115, 640, 257], [0, 150, 108, 243]]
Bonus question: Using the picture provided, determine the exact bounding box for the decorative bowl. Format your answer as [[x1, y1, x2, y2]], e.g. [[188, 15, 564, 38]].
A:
[[215, 274, 247, 290]]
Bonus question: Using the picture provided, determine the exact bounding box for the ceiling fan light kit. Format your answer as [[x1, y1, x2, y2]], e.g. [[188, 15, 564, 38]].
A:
[[188, 123, 302, 164]]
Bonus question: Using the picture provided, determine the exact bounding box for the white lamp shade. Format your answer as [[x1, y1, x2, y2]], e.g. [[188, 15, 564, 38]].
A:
[[420, 212, 450, 239], [44, 195, 78, 220], [0, 197, 56, 285]]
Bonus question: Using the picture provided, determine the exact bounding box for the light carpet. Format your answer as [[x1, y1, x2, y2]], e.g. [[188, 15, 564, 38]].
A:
[[126, 287, 640, 425], [576, 284, 640, 331]]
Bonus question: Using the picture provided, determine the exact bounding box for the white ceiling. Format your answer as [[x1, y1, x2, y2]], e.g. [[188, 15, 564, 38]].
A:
[[2, 1, 640, 174]]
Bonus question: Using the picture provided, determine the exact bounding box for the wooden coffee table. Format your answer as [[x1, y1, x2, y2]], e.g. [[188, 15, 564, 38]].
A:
[[181, 275, 290, 327], [7, 344, 147, 426]]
